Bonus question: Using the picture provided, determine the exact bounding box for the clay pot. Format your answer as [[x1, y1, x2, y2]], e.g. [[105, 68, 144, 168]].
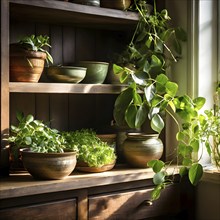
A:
[[20, 149, 77, 180], [10, 44, 46, 82], [122, 133, 163, 168], [76, 160, 115, 173]]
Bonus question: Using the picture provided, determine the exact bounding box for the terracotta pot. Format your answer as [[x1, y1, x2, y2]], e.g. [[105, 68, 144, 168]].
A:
[[20, 149, 77, 180], [76, 160, 115, 173], [122, 133, 163, 168], [100, 0, 131, 10], [10, 44, 47, 82]]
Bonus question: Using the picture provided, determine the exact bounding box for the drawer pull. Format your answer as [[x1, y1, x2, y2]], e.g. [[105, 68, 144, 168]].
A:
[[142, 200, 153, 206]]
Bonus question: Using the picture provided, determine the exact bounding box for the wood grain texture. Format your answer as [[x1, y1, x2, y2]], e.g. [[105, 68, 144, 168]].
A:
[[0, 199, 77, 220]]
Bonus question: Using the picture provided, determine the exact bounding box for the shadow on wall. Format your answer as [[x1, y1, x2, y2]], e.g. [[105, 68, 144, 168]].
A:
[[196, 178, 220, 220]]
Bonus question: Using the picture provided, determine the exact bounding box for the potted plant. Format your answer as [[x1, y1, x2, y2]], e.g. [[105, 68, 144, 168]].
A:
[[199, 84, 220, 170], [62, 129, 117, 172], [112, 0, 210, 200], [10, 35, 53, 82], [7, 112, 77, 180]]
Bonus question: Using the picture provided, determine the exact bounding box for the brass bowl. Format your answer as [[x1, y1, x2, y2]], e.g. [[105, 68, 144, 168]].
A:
[[100, 0, 131, 10], [20, 149, 77, 180], [47, 66, 87, 83]]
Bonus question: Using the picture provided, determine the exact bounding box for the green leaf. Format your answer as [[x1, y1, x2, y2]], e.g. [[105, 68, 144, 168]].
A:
[[189, 163, 203, 185], [151, 184, 164, 201], [114, 87, 133, 109], [150, 114, 164, 134], [165, 81, 178, 97], [26, 115, 34, 124], [193, 97, 206, 110], [113, 64, 124, 75], [148, 160, 165, 173], [153, 171, 166, 185], [25, 136, 32, 145], [179, 166, 188, 177], [125, 104, 137, 128], [168, 100, 176, 112], [191, 139, 199, 153], [135, 104, 147, 128], [144, 84, 155, 103], [133, 91, 142, 105], [16, 111, 24, 122]]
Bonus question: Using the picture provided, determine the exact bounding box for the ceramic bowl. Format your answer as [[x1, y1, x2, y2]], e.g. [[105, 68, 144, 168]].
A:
[[78, 61, 109, 84], [71, 0, 100, 7], [47, 66, 87, 83], [20, 148, 77, 180], [100, 0, 131, 10], [76, 160, 115, 173]]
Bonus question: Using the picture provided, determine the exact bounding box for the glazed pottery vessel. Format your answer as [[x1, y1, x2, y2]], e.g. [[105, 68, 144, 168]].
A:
[[100, 0, 131, 10], [20, 149, 77, 180], [78, 61, 109, 84], [71, 0, 100, 6], [76, 160, 115, 173], [122, 133, 163, 168], [10, 44, 46, 82], [46, 66, 87, 83]]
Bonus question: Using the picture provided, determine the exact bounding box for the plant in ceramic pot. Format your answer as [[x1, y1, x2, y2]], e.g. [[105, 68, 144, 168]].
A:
[[62, 129, 116, 172], [8, 112, 77, 180], [10, 35, 53, 82], [112, 0, 210, 200]]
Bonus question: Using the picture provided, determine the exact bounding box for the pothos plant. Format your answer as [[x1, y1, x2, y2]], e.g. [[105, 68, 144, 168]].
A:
[[113, 0, 207, 200]]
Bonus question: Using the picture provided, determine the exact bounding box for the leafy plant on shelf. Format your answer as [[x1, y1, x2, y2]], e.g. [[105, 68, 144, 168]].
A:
[[113, 0, 209, 200], [62, 129, 116, 167], [18, 34, 53, 65], [8, 112, 71, 157]]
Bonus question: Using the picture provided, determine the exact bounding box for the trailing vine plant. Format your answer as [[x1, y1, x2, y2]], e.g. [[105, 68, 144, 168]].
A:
[[113, 0, 208, 200]]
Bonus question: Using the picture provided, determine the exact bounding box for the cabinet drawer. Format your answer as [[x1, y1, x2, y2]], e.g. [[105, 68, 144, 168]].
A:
[[0, 199, 77, 220], [89, 184, 181, 220]]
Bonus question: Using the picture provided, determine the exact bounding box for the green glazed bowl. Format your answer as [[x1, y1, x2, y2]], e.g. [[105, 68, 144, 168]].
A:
[[47, 66, 87, 83], [78, 61, 109, 84]]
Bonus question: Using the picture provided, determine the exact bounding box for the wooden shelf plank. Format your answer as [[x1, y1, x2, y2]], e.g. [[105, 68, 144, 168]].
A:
[[9, 0, 139, 28], [9, 82, 126, 94]]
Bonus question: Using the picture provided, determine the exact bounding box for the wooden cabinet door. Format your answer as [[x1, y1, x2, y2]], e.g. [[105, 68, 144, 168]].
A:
[[0, 199, 77, 220], [89, 184, 181, 220]]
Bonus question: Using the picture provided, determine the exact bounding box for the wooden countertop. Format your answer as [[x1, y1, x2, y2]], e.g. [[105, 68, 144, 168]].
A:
[[0, 166, 161, 200]]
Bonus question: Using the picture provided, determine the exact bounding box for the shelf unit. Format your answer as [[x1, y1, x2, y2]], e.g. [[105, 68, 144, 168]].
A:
[[1, 0, 139, 174]]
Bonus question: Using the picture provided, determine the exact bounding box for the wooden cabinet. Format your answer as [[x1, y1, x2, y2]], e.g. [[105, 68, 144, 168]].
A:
[[0, 168, 194, 220], [88, 184, 182, 220], [0, 1, 194, 220], [0, 199, 77, 220]]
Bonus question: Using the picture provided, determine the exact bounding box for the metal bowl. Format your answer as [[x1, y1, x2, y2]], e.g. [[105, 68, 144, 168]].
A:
[[47, 66, 87, 83], [100, 0, 131, 10], [78, 61, 109, 84], [20, 149, 77, 180]]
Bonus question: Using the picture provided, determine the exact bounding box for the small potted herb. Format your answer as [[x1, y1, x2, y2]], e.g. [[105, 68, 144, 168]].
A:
[[63, 129, 116, 172], [8, 112, 77, 180], [10, 35, 53, 82]]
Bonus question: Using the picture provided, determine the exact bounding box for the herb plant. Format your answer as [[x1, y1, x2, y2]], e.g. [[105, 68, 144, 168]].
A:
[[18, 35, 53, 65], [8, 112, 67, 155], [62, 129, 116, 167]]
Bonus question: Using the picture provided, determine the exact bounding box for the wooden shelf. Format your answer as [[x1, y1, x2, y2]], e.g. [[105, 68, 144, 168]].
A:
[[9, 0, 139, 29], [9, 82, 127, 94]]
